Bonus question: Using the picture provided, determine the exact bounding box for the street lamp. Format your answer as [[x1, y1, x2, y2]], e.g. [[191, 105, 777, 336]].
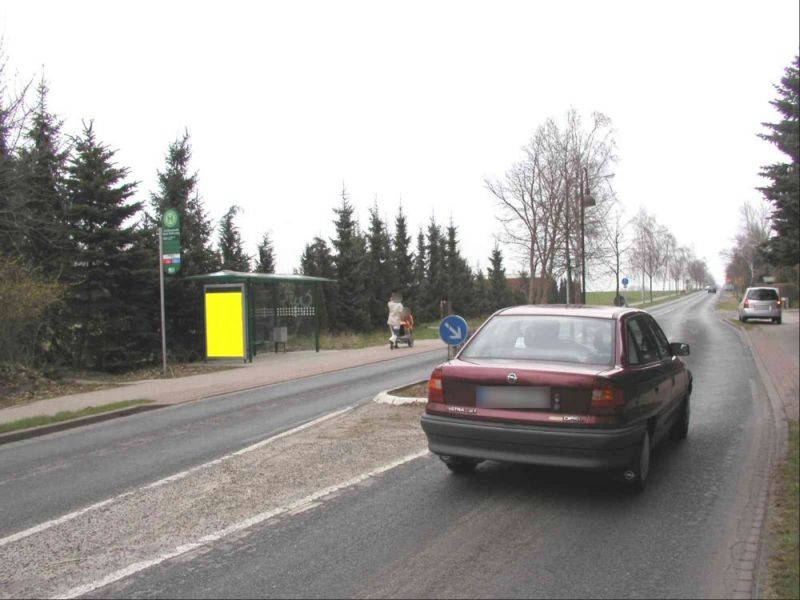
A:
[[580, 169, 614, 304]]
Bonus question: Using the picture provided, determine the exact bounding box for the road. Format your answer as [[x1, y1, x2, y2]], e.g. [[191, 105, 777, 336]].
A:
[[0, 292, 776, 598], [0, 350, 442, 537]]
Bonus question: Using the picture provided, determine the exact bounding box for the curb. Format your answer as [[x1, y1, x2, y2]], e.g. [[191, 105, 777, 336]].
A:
[[0, 403, 166, 446], [715, 307, 788, 599], [734, 317, 790, 600], [373, 381, 427, 406]]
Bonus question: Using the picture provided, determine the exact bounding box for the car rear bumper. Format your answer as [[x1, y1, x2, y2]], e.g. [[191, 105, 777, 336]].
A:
[[740, 308, 781, 319], [421, 413, 645, 471]]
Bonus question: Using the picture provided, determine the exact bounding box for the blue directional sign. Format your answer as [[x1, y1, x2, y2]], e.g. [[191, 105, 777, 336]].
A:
[[439, 315, 469, 346], [621, 277, 629, 288]]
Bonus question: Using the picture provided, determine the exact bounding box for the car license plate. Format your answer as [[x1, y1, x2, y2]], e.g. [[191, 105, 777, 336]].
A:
[[476, 386, 551, 409]]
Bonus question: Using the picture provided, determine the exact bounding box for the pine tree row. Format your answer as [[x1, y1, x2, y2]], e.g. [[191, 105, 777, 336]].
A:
[[1, 78, 520, 371]]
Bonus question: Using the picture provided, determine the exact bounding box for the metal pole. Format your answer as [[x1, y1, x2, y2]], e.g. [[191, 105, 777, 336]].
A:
[[580, 167, 587, 305], [159, 227, 167, 376], [313, 283, 320, 353], [565, 167, 572, 304]]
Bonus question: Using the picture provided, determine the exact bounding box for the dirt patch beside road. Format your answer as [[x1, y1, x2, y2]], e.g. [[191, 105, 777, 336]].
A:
[[0, 402, 428, 599]]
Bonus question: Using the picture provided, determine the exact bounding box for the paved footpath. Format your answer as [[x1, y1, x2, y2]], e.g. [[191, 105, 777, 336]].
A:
[[745, 311, 800, 422], [716, 292, 800, 423], [0, 338, 444, 425]]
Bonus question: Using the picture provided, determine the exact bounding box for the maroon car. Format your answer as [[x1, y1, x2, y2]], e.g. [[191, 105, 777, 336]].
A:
[[421, 305, 692, 491]]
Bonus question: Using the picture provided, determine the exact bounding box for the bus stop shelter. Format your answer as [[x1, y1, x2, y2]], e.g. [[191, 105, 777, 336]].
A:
[[185, 271, 335, 362]]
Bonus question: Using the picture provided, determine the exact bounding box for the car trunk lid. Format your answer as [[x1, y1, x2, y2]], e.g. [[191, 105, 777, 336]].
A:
[[440, 358, 611, 416]]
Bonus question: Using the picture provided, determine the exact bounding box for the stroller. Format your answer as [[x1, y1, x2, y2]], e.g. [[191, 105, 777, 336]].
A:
[[390, 308, 415, 349]]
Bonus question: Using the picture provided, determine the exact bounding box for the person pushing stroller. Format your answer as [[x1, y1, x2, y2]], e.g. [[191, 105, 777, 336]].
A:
[[387, 293, 415, 349]]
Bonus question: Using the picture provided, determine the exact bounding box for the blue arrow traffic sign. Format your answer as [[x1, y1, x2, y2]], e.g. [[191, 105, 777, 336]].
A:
[[621, 277, 629, 286], [439, 315, 469, 346]]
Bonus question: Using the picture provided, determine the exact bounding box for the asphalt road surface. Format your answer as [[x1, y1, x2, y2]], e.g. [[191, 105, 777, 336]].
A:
[[0, 349, 443, 537], [1, 292, 776, 598]]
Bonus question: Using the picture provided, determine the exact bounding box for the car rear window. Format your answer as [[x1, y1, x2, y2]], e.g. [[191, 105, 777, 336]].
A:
[[461, 315, 615, 366], [747, 289, 779, 301]]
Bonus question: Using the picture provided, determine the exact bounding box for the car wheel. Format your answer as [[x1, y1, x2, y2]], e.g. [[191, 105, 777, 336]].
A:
[[669, 397, 690, 441], [442, 456, 480, 475], [741, 317, 747, 323], [776, 317, 782, 325], [621, 429, 650, 493]]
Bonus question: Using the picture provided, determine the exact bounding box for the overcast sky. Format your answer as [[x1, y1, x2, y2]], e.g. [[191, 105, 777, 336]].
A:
[[1, 0, 798, 287]]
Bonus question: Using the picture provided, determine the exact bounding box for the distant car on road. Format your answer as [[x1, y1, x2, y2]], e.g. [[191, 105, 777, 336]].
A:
[[707, 285, 717, 294], [738, 287, 782, 324], [421, 305, 693, 492]]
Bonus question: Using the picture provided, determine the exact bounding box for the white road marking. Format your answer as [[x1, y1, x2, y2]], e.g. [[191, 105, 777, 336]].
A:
[[56, 449, 430, 599], [0, 406, 354, 549]]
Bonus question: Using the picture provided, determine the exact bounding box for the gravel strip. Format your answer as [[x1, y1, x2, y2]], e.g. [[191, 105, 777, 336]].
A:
[[0, 403, 427, 599]]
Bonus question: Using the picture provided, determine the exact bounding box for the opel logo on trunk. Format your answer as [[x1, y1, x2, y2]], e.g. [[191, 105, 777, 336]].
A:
[[507, 372, 518, 384]]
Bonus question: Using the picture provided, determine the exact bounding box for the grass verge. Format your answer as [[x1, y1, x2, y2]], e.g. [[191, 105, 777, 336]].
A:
[[0, 399, 152, 434], [286, 316, 489, 351], [767, 420, 799, 599]]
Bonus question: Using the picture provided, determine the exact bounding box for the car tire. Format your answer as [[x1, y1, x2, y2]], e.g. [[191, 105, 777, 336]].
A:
[[442, 456, 480, 475], [776, 317, 782, 325], [669, 397, 690, 441], [621, 429, 650, 493]]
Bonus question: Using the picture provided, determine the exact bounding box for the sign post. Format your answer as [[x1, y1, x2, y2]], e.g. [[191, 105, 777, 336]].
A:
[[159, 209, 181, 376], [439, 314, 469, 360], [615, 277, 629, 307], [161, 208, 181, 275]]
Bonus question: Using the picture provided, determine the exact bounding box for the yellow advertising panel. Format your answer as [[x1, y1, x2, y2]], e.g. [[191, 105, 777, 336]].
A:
[[205, 290, 244, 358]]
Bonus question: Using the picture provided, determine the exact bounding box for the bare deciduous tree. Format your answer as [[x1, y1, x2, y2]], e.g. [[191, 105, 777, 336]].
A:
[[487, 109, 615, 304]]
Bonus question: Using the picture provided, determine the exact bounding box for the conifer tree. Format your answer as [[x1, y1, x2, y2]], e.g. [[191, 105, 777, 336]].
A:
[[63, 122, 156, 369], [759, 55, 799, 267], [0, 63, 25, 256], [150, 131, 218, 275], [444, 221, 475, 316], [473, 268, 489, 316], [425, 217, 448, 318], [487, 245, 512, 311], [255, 232, 276, 273], [331, 187, 370, 331], [150, 132, 218, 359], [300, 236, 337, 330], [392, 205, 414, 305], [16, 78, 70, 277], [413, 228, 429, 320], [218, 205, 250, 271], [365, 202, 394, 328]]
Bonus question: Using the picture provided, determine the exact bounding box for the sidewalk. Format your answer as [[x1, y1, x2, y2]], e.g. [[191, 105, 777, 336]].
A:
[[716, 292, 800, 422], [0, 338, 444, 426]]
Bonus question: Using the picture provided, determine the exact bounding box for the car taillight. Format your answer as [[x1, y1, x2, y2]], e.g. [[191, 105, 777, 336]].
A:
[[777, 299, 781, 307], [743, 299, 749, 308], [590, 379, 625, 415], [428, 367, 444, 403]]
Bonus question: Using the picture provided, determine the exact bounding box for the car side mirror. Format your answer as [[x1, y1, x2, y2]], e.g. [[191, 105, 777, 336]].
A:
[[670, 342, 690, 356]]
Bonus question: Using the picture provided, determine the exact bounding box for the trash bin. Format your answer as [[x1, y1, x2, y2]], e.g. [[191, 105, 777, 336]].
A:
[[273, 326, 288, 353]]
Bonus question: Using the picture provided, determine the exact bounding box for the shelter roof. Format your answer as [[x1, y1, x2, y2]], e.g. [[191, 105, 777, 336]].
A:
[[184, 270, 336, 284]]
